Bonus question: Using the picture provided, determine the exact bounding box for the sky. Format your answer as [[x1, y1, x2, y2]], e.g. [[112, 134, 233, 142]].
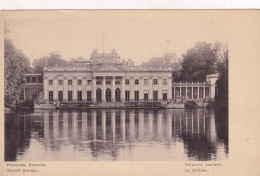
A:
[[4, 10, 229, 66]]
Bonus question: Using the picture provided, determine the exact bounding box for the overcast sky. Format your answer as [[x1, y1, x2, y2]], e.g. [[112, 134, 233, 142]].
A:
[[4, 10, 228, 65]]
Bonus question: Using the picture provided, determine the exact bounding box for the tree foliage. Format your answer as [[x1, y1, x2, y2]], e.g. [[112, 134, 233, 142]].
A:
[[32, 52, 74, 73], [4, 39, 32, 107], [178, 42, 220, 82]]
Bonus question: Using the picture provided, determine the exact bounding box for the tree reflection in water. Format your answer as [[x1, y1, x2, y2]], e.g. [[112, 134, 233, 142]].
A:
[[5, 109, 228, 161]]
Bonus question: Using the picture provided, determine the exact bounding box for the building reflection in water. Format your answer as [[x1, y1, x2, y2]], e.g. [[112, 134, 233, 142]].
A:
[[5, 109, 228, 161]]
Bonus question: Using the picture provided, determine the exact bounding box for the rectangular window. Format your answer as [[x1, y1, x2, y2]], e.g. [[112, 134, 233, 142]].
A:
[[87, 80, 92, 85], [49, 80, 53, 85], [26, 77, 30, 83], [153, 91, 158, 101], [87, 91, 92, 101], [163, 90, 167, 100], [78, 91, 82, 101], [163, 79, 167, 85], [153, 79, 158, 85], [68, 79, 72, 85], [135, 79, 139, 85], [49, 91, 53, 101], [68, 91, 73, 101], [125, 79, 130, 85], [38, 77, 43, 83], [135, 91, 139, 101], [32, 77, 37, 83], [58, 91, 63, 101], [77, 79, 82, 85], [144, 90, 149, 101], [125, 91, 130, 101], [144, 79, 149, 85], [58, 79, 63, 85]]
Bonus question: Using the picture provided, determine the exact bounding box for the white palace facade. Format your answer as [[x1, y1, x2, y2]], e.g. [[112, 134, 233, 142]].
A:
[[23, 49, 219, 104], [43, 49, 173, 103]]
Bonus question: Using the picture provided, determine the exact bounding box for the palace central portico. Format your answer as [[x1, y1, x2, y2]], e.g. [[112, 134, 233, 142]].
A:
[[42, 49, 173, 103]]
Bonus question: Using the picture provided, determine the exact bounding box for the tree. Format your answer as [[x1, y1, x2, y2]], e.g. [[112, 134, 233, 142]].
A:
[[179, 42, 220, 82], [215, 44, 228, 111], [32, 52, 73, 73], [4, 39, 31, 107]]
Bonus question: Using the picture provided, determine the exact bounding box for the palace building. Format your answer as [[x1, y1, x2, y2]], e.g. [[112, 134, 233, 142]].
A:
[[22, 49, 219, 105], [42, 49, 173, 103]]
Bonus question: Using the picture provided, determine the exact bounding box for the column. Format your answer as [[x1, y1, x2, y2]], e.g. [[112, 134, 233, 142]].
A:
[[203, 87, 206, 99], [53, 78, 58, 102], [130, 77, 135, 100], [43, 77, 48, 102], [121, 77, 125, 102], [185, 87, 188, 99], [140, 77, 144, 100], [158, 77, 162, 100], [168, 77, 172, 101], [111, 76, 115, 102], [102, 77, 106, 102], [23, 88, 26, 100], [149, 78, 153, 101], [63, 78, 67, 102], [92, 76, 96, 102], [73, 77, 77, 102], [180, 87, 182, 98], [210, 84, 216, 99], [197, 87, 199, 99], [173, 87, 175, 99], [191, 87, 194, 99], [82, 78, 87, 102]]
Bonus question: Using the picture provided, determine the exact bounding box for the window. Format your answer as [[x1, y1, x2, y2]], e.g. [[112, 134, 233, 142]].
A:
[[68, 91, 73, 101], [163, 90, 167, 100], [68, 79, 72, 85], [78, 91, 82, 101], [58, 91, 63, 101], [125, 91, 130, 101], [115, 78, 121, 85], [87, 80, 92, 85], [153, 91, 158, 101], [38, 77, 43, 83], [49, 80, 53, 85], [125, 79, 130, 85], [163, 79, 167, 85], [153, 79, 158, 85], [32, 77, 37, 83], [144, 90, 149, 101], [135, 79, 139, 85], [26, 77, 30, 83], [96, 78, 102, 85], [144, 79, 149, 85], [87, 91, 92, 101], [49, 91, 53, 101], [135, 91, 139, 101], [77, 79, 82, 85], [106, 78, 111, 85], [58, 79, 63, 85]]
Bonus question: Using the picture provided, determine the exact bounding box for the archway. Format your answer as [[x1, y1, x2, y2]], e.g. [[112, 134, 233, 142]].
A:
[[96, 88, 102, 102], [115, 88, 121, 102], [106, 88, 111, 102]]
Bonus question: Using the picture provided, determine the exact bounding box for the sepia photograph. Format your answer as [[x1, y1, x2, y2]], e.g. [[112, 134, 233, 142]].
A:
[[3, 10, 229, 162]]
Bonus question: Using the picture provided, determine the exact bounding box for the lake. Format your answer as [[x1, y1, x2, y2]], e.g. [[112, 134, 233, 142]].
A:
[[5, 108, 228, 161]]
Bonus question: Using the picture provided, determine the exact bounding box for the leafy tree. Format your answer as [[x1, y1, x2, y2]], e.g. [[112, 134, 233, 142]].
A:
[[4, 39, 31, 107], [179, 42, 220, 82], [32, 52, 73, 73]]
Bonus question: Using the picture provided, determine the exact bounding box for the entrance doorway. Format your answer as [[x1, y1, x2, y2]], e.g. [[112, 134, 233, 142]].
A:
[[106, 88, 111, 102], [115, 88, 121, 102], [96, 88, 102, 102]]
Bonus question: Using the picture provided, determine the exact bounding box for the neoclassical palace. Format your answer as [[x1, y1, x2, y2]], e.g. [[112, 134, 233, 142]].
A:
[[22, 49, 219, 104]]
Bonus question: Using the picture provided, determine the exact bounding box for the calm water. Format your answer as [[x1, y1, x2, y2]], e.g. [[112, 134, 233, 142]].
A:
[[5, 108, 228, 161]]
